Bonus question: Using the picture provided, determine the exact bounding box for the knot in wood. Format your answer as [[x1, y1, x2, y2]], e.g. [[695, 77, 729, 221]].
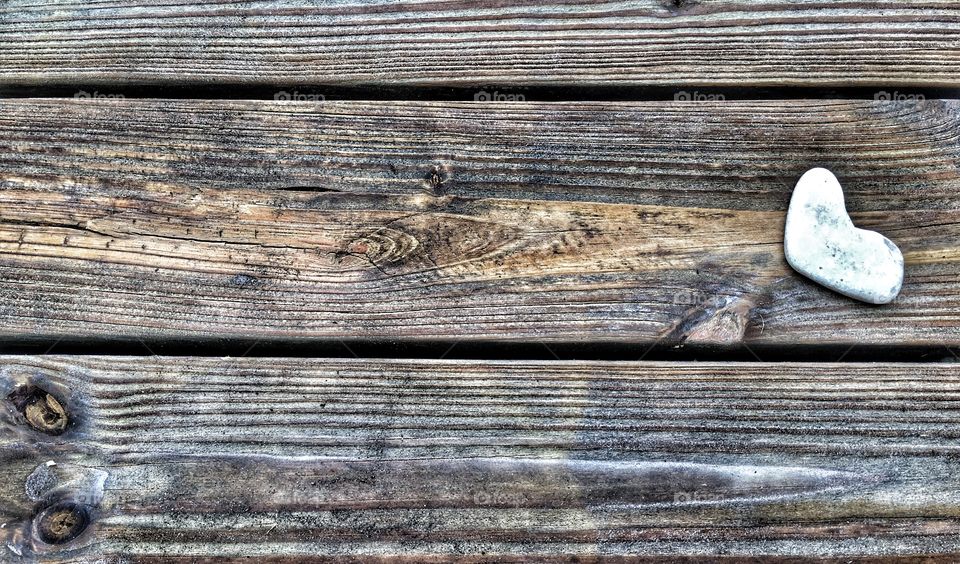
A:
[[351, 227, 420, 265], [35, 501, 89, 545], [662, 0, 698, 11], [7, 386, 69, 435]]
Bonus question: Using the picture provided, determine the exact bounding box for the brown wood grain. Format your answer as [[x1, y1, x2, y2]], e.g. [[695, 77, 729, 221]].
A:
[[0, 98, 958, 346], [3, 357, 960, 560], [1, 0, 960, 89]]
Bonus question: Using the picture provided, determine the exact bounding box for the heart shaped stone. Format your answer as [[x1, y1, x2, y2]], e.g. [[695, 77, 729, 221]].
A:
[[784, 168, 904, 304]]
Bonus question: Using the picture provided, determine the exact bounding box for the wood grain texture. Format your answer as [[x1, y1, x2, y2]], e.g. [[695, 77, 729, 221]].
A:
[[1, 98, 959, 346], [2, 0, 960, 88], [3, 356, 960, 561]]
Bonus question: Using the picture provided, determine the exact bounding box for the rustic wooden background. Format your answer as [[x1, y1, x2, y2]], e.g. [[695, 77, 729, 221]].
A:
[[2, 1, 960, 561]]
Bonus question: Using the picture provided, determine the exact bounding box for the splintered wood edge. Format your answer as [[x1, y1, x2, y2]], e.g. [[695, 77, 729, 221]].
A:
[[2, 357, 960, 560]]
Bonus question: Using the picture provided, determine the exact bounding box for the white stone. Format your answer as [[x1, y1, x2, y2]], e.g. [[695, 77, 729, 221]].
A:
[[784, 168, 904, 304]]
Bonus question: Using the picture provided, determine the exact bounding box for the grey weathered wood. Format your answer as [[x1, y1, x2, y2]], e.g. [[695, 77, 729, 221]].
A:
[[0, 98, 958, 346], [3, 357, 960, 560], [1, 1, 960, 89]]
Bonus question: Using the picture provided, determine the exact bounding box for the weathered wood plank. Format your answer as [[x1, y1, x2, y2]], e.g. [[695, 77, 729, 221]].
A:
[[1, 98, 959, 346], [2, 1, 960, 89], [3, 357, 960, 560]]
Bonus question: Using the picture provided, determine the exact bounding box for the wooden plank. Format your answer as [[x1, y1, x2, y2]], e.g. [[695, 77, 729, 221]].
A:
[[2, 356, 960, 560], [1, 98, 959, 346], [2, 1, 960, 89]]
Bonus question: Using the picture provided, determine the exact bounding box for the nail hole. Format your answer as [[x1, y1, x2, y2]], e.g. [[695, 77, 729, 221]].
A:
[[35, 501, 89, 545], [6, 386, 69, 435]]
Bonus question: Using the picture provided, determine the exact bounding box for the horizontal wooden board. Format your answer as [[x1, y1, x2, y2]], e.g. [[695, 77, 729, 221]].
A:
[[2, 1, 960, 89], [2, 357, 960, 560], [1, 98, 959, 346]]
